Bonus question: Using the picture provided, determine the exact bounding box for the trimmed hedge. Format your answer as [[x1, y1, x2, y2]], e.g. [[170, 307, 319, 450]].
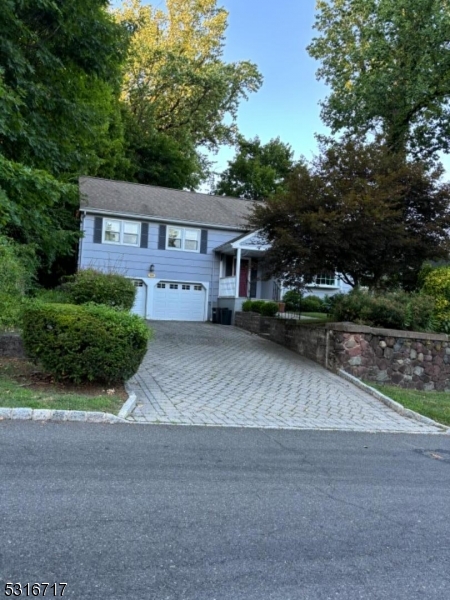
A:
[[22, 302, 151, 383], [63, 269, 136, 310], [242, 299, 279, 316]]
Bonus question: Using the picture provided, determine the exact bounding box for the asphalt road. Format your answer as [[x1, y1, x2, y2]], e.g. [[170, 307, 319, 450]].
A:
[[1, 423, 450, 600]]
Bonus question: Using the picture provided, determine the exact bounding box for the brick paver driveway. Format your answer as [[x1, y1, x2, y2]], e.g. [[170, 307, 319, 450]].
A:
[[127, 322, 442, 432]]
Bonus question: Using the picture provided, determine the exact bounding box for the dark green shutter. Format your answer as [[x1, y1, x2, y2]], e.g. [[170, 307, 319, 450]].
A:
[[200, 229, 208, 254], [140, 223, 149, 248], [158, 225, 166, 250], [93, 217, 103, 243]]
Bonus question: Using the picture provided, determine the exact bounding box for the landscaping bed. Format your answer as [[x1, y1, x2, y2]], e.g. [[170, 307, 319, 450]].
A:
[[368, 382, 450, 428], [0, 358, 127, 414]]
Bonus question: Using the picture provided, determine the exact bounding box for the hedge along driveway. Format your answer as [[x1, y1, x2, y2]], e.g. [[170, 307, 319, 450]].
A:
[[126, 321, 443, 433]]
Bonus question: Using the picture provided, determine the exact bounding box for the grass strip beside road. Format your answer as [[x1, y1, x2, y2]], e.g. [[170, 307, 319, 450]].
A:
[[0, 377, 124, 414], [368, 382, 450, 427]]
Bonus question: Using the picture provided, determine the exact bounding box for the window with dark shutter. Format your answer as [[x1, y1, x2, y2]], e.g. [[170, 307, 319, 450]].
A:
[[200, 229, 208, 254], [140, 223, 149, 248], [158, 225, 167, 250], [93, 217, 103, 244]]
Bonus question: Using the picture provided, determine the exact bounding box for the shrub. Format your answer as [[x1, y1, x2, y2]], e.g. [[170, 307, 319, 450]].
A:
[[421, 266, 450, 331], [63, 269, 136, 310], [248, 300, 266, 314], [283, 290, 302, 312], [22, 302, 151, 383], [242, 299, 253, 312], [35, 287, 71, 304], [0, 236, 35, 330], [300, 295, 324, 312], [332, 288, 435, 331], [260, 301, 280, 317]]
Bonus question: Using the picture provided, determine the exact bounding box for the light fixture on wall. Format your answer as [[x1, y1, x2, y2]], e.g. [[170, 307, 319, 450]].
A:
[[148, 264, 155, 278]]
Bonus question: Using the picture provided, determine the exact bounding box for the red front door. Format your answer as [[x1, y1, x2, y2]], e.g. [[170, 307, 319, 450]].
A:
[[239, 261, 249, 297]]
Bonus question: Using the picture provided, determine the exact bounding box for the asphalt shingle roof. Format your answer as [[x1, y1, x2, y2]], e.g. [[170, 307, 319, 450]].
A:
[[79, 176, 254, 229]]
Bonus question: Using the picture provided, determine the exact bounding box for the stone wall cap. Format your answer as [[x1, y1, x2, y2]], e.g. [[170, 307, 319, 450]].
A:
[[326, 322, 449, 341]]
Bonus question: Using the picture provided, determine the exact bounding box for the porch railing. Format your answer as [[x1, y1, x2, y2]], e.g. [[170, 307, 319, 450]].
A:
[[219, 277, 236, 297]]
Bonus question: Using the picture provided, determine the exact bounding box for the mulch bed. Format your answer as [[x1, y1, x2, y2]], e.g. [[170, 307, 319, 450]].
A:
[[0, 357, 128, 400]]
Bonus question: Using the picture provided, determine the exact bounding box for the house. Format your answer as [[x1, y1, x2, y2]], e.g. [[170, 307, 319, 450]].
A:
[[78, 177, 349, 322]]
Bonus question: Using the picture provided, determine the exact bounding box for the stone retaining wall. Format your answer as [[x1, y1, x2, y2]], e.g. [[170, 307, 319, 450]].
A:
[[0, 333, 25, 358], [235, 312, 450, 391]]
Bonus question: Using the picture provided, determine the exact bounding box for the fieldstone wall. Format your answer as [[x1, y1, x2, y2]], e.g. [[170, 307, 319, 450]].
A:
[[0, 333, 25, 358], [235, 312, 450, 391]]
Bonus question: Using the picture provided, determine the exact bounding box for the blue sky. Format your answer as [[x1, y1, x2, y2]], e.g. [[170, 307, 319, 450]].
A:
[[210, 0, 329, 175]]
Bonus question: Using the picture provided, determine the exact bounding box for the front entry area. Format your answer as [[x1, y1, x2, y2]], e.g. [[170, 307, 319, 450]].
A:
[[153, 281, 206, 321]]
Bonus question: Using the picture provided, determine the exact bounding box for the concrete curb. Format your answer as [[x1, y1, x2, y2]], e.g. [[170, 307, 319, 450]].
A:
[[118, 391, 137, 420], [0, 407, 128, 424], [338, 370, 450, 434]]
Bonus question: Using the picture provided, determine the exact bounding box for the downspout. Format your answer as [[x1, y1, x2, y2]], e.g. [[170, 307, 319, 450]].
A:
[[78, 210, 86, 270]]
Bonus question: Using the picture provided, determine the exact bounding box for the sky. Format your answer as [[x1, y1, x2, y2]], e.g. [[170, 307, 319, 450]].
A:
[[208, 0, 330, 176]]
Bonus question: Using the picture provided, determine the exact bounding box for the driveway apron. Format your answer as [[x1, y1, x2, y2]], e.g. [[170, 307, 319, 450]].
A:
[[127, 322, 442, 433]]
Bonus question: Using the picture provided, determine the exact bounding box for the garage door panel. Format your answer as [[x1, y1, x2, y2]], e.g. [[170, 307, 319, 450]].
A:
[[153, 282, 206, 321]]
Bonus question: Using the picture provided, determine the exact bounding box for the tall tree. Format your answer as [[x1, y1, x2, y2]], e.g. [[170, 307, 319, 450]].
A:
[[213, 136, 296, 200], [307, 0, 450, 158], [251, 138, 450, 290], [0, 0, 128, 275], [115, 0, 262, 188]]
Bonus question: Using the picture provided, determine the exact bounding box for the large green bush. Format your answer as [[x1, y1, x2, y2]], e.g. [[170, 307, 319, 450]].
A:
[[300, 295, 324, 312], [242, 299, 279, 316], [260, 301, 280, 317], [22, 302, 151, 383], [420, 266, 450, 332], [63, 269, 136, 310], [332, 288, 435, 331], [0, 236, 35, 330], [282, 290, 302, 312]]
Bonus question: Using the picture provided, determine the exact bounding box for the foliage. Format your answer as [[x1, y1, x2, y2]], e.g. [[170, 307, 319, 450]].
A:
[[260, 301, 280, 317], [35, 288, 72, 304], [331, 289, 435, 331], [283, 290, 302, 312], [214, 136, 296, 200], [0, 0, 129, 278], [251, 137, 450, 291], [300, 296, 324, 313], [62, 269, 136, 311], [308, 0, 450, 158], [115, 0, 262, 188], [242, 300, 278, 316], [0, 236, 36, 330], [421, 266, 450, 332], [21, 302, 151, 383]]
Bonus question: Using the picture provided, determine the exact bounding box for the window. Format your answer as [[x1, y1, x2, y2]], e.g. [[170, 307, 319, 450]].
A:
[[194, 285, 202, 291], [225, 255, 235, 277], [157, 283, 166, 289], [182, 284, 191, 290], [166, 227, 200, 252], [170, 284, 178, 289], [313, 274, 337, 287], [103, 219, 140, 246]]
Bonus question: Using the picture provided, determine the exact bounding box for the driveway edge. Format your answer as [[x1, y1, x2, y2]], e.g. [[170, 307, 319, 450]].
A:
[[338, 370, 449, 433], [0, 407, 128, 424]]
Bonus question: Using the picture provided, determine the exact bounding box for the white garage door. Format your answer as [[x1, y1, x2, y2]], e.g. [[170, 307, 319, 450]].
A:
[[131, 280, 147, 317], [153, 282, 206, 321]]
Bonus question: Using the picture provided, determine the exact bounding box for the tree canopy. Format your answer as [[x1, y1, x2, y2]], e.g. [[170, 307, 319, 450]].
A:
[[308, 0, 450, 158], [0, 0, 128, 275], [115, 0, 262, 188], [213, 136, 297, 200], [251, 138, 450, 291]]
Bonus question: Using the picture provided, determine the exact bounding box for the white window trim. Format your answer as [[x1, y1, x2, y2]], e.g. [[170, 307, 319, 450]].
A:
[[102, 219, 141, 247], [166, 226, 201, 253]]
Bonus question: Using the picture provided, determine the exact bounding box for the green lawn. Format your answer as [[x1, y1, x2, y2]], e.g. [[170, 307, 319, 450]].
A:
[[368, 382, 450, 427], [0, 359, 125, 414]]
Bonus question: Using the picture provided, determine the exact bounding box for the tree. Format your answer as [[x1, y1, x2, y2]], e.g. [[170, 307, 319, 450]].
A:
[[307, 0, 450, 158], [114, 0, 262, 188], [251, 137, 450, 291], [213, 136, 297, 200], [0, 0, 128, 275]]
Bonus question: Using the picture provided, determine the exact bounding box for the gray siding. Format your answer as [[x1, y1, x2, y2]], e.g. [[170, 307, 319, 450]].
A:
[[80, 214, 243, 312]]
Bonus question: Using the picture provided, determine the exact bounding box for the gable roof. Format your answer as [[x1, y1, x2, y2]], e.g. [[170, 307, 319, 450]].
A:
[[79, 176, 255, 230]]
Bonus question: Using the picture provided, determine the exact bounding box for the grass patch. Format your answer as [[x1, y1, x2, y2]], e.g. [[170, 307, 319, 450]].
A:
[[0, 358, 127, 414], [368, 382, 450, 427]]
